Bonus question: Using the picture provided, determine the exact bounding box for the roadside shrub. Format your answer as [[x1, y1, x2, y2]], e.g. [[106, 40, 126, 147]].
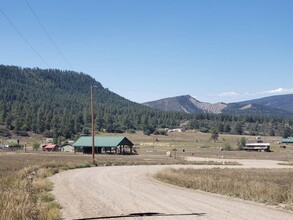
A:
[[0, 171, 55, 220], [47, 207, 61, 220], [40, 192, 55, 202], [33, 179, 53, 192]]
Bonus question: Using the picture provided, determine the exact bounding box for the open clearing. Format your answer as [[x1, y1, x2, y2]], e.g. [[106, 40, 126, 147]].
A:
[[50, 158, 293, 220]]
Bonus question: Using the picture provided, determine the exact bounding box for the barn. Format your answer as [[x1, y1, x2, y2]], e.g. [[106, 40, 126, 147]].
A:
[[73, 136, 134, 154]]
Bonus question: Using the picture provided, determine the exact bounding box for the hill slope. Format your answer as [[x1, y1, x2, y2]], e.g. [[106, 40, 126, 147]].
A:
[[0, 65, 189, 138], [234, 94, 293, 114]]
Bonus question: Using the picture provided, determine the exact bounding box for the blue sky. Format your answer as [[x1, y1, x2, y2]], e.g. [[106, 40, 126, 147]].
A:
[[0, 0, 292, 103]]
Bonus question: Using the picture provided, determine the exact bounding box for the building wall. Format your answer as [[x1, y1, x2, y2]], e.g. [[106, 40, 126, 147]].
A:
[[62, 145, 75, 152]]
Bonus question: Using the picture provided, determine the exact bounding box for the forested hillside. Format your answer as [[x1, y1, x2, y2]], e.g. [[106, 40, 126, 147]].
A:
[[234, 94, 293, 114], [0, 65, 292, 140], [0, 65, 190, 139]]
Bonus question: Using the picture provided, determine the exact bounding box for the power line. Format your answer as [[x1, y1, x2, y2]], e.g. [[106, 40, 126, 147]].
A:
[[0, 7, 50, 68], [24, 0, 73, 69]]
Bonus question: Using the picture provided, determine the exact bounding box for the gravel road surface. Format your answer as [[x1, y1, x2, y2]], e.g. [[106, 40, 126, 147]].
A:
[[50, 157, 293, 220]]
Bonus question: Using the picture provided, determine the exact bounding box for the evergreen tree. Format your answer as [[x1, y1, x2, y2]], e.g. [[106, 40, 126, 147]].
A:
[[234, 122, 243, 135], [224, 124, 231, 133], [211, 129, 219, 142], [282, 127, 291, 138]]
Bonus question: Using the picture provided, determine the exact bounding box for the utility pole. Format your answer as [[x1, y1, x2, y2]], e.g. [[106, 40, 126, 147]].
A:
[[91, 83, 95, 164]]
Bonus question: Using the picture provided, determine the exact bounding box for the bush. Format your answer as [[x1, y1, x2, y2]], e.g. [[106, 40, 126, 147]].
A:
[[223, 143, 232, 151], [237, 137, 246, 150], [154, 130, 167, 136], [0, 128, 11, 137], [43, 130, 53, 138], [15, 130, 29, 136], [200, 127, 209, 133], [143, 125, 155, 135], [32, 142, 40, 151], [126, 129, 136, 134]]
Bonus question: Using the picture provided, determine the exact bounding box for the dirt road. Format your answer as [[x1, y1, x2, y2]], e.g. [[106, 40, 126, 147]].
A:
[[50, 158, 293, 220]]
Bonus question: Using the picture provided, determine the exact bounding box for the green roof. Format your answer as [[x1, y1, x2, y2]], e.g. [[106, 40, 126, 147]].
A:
[[281, 139, 293, 143], [73, 136, 133, 148]]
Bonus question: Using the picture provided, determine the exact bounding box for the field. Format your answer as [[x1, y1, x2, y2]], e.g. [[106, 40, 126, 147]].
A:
[[2, 130, 293, 160], [155, 168, 293, 210], [0, 130, 293, 219], [123, 131, 292, 161]]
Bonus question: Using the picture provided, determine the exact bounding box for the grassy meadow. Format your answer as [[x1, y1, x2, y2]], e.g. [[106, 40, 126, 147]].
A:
[[2, 130, 293, 161], [128, 131, 293, 161], [0, 130, 292, 219], [155, 168, 293, 210]]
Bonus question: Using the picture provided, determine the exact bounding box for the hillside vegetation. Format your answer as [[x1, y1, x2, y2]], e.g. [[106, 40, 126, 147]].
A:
[[0, 65, 190, 139], [0, 65, 292, 140]]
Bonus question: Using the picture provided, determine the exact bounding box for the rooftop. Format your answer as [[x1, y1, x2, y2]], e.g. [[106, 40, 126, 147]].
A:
[[281, 139, 293, 143], [73, 136, 133, 148]]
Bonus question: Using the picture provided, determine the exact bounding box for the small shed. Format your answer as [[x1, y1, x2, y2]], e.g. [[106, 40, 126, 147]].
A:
[[73, 136, 134, 154], [61, 144, 75, 152]]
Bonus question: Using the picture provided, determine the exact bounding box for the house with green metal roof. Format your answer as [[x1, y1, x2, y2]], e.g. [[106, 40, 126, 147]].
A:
[[281, 139, 293, 144], [73, 136, 134, 154]]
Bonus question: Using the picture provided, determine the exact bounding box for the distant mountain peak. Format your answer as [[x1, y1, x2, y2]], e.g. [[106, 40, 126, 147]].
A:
[[144, 94, 293, 117], [144, 95, 228, 114]]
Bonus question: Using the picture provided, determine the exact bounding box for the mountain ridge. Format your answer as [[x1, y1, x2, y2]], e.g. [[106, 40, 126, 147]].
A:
[[144, 94, 293, 117], [144, 95, 228, 114]]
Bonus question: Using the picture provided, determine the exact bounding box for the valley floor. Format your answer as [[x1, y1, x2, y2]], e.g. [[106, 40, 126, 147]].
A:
[[50, 157, 293, 220]]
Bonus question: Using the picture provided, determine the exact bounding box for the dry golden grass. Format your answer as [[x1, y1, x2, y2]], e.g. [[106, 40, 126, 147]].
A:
[[0, 167, 53, 219], [2, 130, 293, 161], [0, 151, 238, 177], [1, 130, 292, 219], [0, 151, 196, 219], [155, 168, 293, 210], [0, 153, 93, 220], [125, 131, 293, 161]]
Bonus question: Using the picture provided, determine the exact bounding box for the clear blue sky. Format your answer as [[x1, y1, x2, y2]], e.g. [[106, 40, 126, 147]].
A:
[[1, 0, 292, 103]]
